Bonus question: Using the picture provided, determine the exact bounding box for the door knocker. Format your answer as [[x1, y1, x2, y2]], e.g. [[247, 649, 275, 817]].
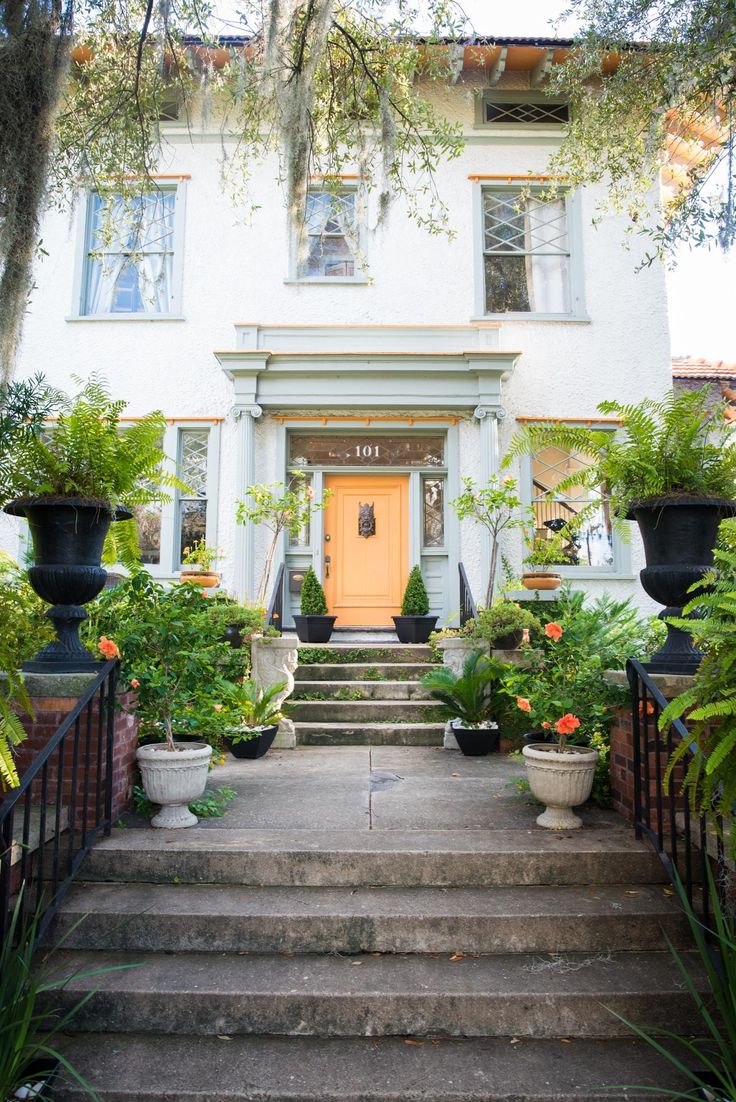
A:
[[358, 502, 376, 538]]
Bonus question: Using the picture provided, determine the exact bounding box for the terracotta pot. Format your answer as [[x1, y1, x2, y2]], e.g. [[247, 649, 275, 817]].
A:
[[521, 572, 561, 591], [522, 742, 598, 830], [180, 569, 220, 589]]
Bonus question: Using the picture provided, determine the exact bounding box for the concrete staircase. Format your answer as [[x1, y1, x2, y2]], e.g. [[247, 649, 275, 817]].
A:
[[290, 641, 446, 746], [53, 818, 698, 1100]]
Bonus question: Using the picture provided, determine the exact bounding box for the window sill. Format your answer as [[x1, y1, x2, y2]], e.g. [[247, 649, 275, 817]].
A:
[[283, 278, 370, 286], [470, 314, 591, 324], [66, 314, 186, 323]]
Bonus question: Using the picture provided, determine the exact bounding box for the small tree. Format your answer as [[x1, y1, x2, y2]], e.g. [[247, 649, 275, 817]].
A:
[[450, 477, 532, 607], [300, 567, 328, 616], [401, 566, 430, 616], [236, 473, 330, 604]]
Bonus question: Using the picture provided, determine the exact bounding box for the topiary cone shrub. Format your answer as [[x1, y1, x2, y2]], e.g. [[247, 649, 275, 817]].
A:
[[300, 567, 328, 616], [401, 566, 430, 616]]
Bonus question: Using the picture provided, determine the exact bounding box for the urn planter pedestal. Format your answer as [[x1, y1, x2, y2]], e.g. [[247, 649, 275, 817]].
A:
[[522, 743, 599, 830], [136, 742, 212, 828]]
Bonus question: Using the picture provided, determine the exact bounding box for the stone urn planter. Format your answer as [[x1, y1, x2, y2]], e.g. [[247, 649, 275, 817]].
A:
[[629, 496, 736, 674], [136, 742, 212, 828], [522, 743, 599, 830], [3, 497, 131, 672]]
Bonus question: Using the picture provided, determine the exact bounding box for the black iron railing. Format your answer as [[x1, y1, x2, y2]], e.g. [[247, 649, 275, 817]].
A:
[[0, 659, 119, 945], [459, 562, 478, 627], [627, 657, 724, 925], [267, 563, 285, 633]]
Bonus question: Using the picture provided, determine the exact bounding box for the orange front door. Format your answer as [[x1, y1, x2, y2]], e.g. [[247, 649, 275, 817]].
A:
[[323, 474, 409, 628]]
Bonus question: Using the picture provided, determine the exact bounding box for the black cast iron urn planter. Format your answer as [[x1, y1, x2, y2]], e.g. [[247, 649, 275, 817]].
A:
[[3, 496, 132, 673], [629, 496, 736, 675]]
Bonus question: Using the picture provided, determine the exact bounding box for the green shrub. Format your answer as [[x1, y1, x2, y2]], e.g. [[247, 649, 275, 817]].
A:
[[300, 567, 328, 616], [467, 601, 538, 645], [401, 565, 430, 616], [421, 652, 508, 728]]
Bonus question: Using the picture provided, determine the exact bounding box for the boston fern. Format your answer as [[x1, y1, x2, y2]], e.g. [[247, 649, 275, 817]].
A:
[[0, 372, 181, 512], [504, 387, 736, 518], [661, 521, 736, 853]]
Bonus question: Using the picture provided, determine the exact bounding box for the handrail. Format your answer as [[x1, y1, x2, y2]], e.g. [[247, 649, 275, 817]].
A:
[[458, 562, 478, 627], [266, 562, 285, 634], [0, 659, 119, 944], [626, 657, 723, 926]]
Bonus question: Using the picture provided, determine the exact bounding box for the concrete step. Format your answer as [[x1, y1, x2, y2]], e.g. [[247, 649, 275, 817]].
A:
[[52, 1033, 689, 1100], [295, 721, 445, 746], [81, 828, 667, 888], [296, 663, 433, 682], [288, 699, 443, 723], [56, 949, 704, 1039], [53, 883, 688, 955], [297, 643, 436, 665], [293, 680, 432, 701]]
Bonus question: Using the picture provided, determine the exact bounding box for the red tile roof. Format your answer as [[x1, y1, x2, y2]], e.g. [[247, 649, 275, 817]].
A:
[[672, 357, 736, 381]]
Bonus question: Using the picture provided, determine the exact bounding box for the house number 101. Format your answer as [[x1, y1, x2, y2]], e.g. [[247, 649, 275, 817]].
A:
[[355, 444, 380, 458]]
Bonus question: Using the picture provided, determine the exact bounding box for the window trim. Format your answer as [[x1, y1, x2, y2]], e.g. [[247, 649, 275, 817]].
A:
[[518, 428, 632, 580], [135, 421, 220, 579], [474, 89, 571, 131], [287, 184, 368, 285], [473, 181, 587, 320], [71, 181, 187, 320]]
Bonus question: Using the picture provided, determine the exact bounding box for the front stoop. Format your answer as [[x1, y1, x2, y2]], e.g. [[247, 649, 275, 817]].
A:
[[52, 819, 697, 1100], [291, 643, 445, 746]]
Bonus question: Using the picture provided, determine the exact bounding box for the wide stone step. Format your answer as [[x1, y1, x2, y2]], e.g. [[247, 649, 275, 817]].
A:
[[297, 643, 436, 665], [81, 828, 666, 888], [296, 663, 433, 682], [53, 1033, 689, 1100], [293, 680, 432, 701], [56, 949, 704, 1039], [53, 883, 688, 955], [288, 699, 443, 723], [295, 722, 445, 746]]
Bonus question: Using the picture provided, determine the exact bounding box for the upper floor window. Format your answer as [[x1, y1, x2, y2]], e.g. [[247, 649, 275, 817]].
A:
[[298, 189, 358, 279], [484, 99, 569, 126], [530, 441, 615, 571], [482, 188, 571, 315], [82, 187, 179, 315]]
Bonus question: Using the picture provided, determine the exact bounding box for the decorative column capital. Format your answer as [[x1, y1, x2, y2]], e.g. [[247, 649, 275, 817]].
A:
[[233, 403, 263, 421], [473, 404, 507, 421]]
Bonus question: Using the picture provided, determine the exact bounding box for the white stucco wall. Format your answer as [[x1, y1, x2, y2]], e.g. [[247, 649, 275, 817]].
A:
[[1, 90, 670, 617]]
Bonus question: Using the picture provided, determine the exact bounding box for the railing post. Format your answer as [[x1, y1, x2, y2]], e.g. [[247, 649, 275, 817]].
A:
[[104, 662, 118, 834], [627, 660, 643, 841]]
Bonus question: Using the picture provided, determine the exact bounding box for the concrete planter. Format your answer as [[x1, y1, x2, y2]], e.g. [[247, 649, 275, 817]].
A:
[[136, 742, 212, 828], [522, 743, 599, 830], [251, 636, 299, 748]]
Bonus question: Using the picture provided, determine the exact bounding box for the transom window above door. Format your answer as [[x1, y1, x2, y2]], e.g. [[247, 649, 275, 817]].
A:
[[81, 187, 181, 316], [297, 190, 358, 280], [482, 188, 571, 315], [289, 434, 444, 467]]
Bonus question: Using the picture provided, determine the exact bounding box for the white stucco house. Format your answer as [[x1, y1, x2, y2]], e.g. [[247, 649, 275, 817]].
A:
[[1, 36, 672, 628]]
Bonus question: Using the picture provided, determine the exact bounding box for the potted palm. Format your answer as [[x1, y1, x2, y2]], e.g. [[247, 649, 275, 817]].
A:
[[293, 567, 336, 643], [224, 679, 287, 759], [0, 373, 181, 672], [505, 388, 736, 673], [393, 566, 438, 643], [421, 651, 507, 755], [179, 538, 221, 588]]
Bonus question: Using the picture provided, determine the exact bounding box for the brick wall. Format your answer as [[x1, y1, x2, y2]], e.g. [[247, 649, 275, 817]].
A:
[[610, 702, 687, 836], [16, 689, 139, 828]]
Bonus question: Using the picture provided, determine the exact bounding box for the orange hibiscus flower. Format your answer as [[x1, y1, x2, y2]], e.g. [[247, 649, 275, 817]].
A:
[[544, 622, 563, 641], [516, 696, 532, 714], [555, 713, 581, 736], [98, 636, 120, 660]]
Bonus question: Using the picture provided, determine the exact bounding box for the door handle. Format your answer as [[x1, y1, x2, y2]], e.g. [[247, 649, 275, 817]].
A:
[[325, 555, 331, 578]]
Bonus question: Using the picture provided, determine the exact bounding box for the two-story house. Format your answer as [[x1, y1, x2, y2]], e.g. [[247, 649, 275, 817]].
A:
[[1, 36, 672, 627]]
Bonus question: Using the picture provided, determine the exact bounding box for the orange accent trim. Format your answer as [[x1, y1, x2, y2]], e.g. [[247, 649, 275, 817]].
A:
[[218, 350, 511, 358], [46, 415, 222, 424], [309, 174, 360, 181], [516, 416, 623, 425], [234, 323, 502, 329], [275, 415, 460, 425]]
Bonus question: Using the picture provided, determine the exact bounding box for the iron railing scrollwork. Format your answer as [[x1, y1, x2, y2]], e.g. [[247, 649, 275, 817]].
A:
[[458, 563, 478, 628], [0, 659, 119, 945]]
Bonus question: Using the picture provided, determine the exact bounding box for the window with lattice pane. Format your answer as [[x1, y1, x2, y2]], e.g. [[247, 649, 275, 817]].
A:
[[531, 444, 614, 569], [483, 189, 571, 314], [422, 477, 445, 548], [83, 189, 178, 315], [299, 190, 357, 279], [177, 429, 210, 564], [484, 100, 569, 125]]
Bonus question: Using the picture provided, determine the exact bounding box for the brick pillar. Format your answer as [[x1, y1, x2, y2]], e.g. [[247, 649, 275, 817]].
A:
[[15, 672, 139, 828]]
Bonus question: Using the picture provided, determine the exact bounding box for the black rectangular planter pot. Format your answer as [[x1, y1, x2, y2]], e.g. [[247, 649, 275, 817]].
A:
[[392, 615, 438, 644], [225, 724, 279, 759], [293, 615, 337, 643], [453, 724, 500, 756]]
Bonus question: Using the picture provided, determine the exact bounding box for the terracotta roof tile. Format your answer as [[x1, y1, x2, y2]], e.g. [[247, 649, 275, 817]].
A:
[[672, 356, 736, 381]]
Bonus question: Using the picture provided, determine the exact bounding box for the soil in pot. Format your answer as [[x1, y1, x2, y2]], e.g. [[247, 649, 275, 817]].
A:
[[392, 615, 438, 644], [226, 724, 279, 759], [452, 721, 500, 756], [293, 615, 336, 644]]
